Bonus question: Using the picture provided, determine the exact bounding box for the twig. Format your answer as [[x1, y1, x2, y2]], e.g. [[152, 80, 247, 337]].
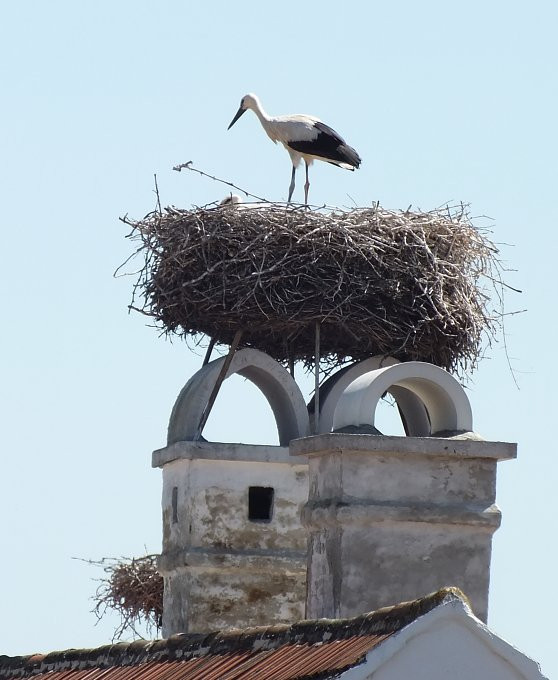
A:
[[202, 337, 216, 366], [195, 329, 243, 440], [153, 174, 162, 215], [288, 354, 295, 378], [128, 304, 152, 317], [173, 161, 270, 203]]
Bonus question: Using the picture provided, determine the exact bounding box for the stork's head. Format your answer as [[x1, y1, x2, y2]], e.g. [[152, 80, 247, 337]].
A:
[[227, 93, 260, 129]]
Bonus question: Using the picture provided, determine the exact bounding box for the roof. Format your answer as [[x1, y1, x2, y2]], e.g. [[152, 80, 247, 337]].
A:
[[0, 588, 466, 680]]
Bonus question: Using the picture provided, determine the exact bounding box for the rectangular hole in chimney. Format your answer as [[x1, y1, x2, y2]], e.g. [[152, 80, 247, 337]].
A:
[[248, 486, 274, 522]]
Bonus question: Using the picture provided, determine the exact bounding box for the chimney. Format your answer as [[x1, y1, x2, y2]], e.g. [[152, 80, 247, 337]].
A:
[[291, 360, 515, 623], [156, 351, 514, 633], [154, 348, 310, 637]]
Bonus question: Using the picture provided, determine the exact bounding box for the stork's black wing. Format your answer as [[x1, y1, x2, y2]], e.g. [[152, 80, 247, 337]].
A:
[[287, 121, 361, 168]]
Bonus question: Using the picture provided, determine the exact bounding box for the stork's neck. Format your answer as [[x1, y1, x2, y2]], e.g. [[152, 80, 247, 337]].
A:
[[250, 97, 272, 125]]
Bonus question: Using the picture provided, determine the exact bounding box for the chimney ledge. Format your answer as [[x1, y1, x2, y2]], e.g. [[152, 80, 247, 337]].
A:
[[153, 440, 307, 468], [302, 499, 502, 529], [289, 433, 516, 462]]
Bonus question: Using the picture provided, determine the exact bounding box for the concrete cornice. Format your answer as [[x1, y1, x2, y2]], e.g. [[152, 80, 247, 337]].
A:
[[290, 433, 517, 461], [153, 440, 307, 467], [302, 499, 502, 530], [158, 545, 307, 572]]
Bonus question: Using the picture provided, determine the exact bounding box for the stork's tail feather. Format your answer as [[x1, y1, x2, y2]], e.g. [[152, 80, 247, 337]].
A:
[[339, 143, 361, 169]]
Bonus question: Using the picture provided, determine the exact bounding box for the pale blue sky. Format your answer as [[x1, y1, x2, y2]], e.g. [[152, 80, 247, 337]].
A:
[[1, 1, 556, 677]]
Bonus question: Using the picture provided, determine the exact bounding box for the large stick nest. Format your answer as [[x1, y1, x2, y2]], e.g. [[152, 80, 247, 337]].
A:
[[122, 202, 502, 374]]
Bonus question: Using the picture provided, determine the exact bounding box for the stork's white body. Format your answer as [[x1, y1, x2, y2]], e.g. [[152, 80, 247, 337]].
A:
[[254, 112, 356, 170], [228, 94, 361, 204]]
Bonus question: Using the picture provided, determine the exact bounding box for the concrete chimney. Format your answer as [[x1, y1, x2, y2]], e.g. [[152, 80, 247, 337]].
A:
[[154, 348, 311, 637], [156, 351, 515, 632], [291, 361, 516, 623]]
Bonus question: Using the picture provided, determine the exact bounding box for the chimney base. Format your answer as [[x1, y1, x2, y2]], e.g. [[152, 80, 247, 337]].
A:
[[291, 433, 516, 622]]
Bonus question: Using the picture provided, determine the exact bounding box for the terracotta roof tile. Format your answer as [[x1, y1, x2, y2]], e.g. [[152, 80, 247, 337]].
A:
[[0, 587, 467, 680]]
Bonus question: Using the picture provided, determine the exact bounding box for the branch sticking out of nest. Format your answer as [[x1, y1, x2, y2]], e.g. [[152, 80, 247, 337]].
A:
[[83, 555, 163, 641], [120, 200, 508, 376]]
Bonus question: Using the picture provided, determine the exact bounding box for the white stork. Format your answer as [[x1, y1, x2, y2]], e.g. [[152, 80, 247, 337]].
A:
[[219, 193, 243, 206], [227, 93, 361, 204], [218, 194, 270, 210]]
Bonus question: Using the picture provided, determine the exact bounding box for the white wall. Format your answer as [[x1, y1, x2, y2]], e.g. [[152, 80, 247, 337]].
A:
[[367, 620, 525, 680], [342, 600, 546, 680]]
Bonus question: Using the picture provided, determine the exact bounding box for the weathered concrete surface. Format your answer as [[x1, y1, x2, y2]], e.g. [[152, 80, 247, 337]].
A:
[[158, 449, 308, 636], [162, 560, 306, 634], [290, 433, 516, 461], [153, 440, 307, 468], [293, 433, 516, 623]]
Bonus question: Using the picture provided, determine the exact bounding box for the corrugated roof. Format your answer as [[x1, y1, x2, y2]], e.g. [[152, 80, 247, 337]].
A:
[[0, 587, 467, 680], [0, 636, 391, 680]]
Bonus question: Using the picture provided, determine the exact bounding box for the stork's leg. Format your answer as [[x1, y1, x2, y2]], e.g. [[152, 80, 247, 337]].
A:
[[304, 162, 310, 205], [288, 166, 296, 203]]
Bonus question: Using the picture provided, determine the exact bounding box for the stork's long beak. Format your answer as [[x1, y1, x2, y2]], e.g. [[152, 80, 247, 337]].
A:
[[228, 106, 246, 130]]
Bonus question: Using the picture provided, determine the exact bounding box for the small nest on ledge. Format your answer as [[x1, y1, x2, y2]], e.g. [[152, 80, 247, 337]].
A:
[[89, 555, 163, 641], [121, 202, 503, 375]]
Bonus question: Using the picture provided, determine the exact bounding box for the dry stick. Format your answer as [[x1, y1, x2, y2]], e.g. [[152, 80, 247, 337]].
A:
[[202, 337, 216, 366], [287, 341, 295, 378], [397, 402, 410, 436], [288, 354, 295, 378], [194, 329, 243, 441], [173, 161, 270, 203], [314, 321, 321, 435], [153, 174, 162, 215]]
